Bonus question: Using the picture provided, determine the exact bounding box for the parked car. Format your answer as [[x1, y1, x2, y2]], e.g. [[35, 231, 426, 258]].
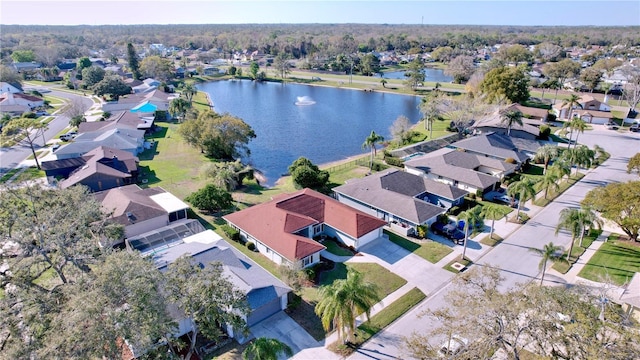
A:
[[492, 194, 518, 208], [60, 131, 77, 141], [437, 334, 469, 357], [35, 110, 49, 116], [606, 122, 619, 130], [431, 222, 465, 245], [630, 123, 640, 132], [51, 143, 60, 151]]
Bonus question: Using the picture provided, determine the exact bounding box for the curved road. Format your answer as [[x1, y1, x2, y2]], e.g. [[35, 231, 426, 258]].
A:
[[347, 126, 640, 360], [0, 88, 93, 175]]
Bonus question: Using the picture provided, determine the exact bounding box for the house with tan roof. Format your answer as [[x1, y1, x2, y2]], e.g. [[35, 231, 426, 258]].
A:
[[94, 184, 189, 247], [0, 92, 45, 115], [404, 148, 517, 195], [552, 94, 614, 124], [223, 188, 387, 268], [333, 169, 466, 235]]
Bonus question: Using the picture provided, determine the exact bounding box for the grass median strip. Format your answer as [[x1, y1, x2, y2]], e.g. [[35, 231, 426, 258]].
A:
[[330, 287, 426, 356]]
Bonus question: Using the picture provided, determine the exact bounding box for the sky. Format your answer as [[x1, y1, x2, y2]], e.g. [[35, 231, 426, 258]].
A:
[[1, 0, 639, 26]]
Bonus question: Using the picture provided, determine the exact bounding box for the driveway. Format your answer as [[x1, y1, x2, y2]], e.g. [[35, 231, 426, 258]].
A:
[[248, 311, 322, 356]]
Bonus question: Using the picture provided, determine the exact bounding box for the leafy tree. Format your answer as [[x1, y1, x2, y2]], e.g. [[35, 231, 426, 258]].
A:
[[480, 204, 505, 241], [288, 157, 329, 191], [404, 266, 640, 360], [380, 78, 387, 88], [507, 177, 537, 220], [543, 59, 581, 103], [69, 115, 86, 128], [166, 257, 249, 360], [627, 152, 640, 177], [582, 181, 640, 241], [433, 93, 490, 136], [593, 58, 623, 75], [621, 66, 640, 111], [168, 97, 191, 121], [178, 110, 256, 159], [45, 251, 175, 359], [77, 56, 92, 71], [500, 109, 523, 136], [4, 117, 47, 169], [480, 65, 530, 104], [495, 44, 532, 64], [529, 242, 566, 285], [273, 53, 291, 79], [430, 46, 455, 62], [404, 56, 425, 90], [200, 160, 253, 191], [242, 337, 293, 360], [11, 49, 36, 63], [580, 67, 602, 93], [362, 130, 384, 170], [127, 43, 142, 80], [249, 61, 260, 80], [389, 115, 414, 144], [81, 65, 105, 87], [184, 184, 233, 214], [0, 64, 22, 84], [315, 268, 380, 344], [534, 42, 563, 62], [140, 55, 174, 81], [92, 75, 132, 100], [534, 144, 560, 174], [359, 53, 381, 76], [459, 205, 484, 260], [444, 55, 475, 83]]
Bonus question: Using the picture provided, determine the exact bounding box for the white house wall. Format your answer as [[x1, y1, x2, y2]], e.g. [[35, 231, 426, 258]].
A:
[[324, 226, 357, 249], [240, 231, 285, 266], [356, 228, 383, 248]]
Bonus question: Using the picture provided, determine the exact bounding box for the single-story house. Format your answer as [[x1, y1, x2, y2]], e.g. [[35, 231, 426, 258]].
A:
[[101, 89, 176, 113], [223, 188, 387, 268], [333, 169, 466, 234], [404, 148, 517, 195], [12, 62, 42, 72], [55, 146, 139, 191], [54, 127, 145, 160], [506, 103, 549, 123], [0, 82, 23, 94], [450, 132, 542, 165], [0, 92, 45, 115], [472, 108, 540, 140], [78, 111, 155, 134], [553, 94, 614, 124], [132, 78, 161, 93], [620, 272, 640, 323], [94, 184, 189, 247]]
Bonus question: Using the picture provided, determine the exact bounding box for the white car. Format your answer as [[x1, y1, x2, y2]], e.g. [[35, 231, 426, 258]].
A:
[[437, 334, 469, 357]]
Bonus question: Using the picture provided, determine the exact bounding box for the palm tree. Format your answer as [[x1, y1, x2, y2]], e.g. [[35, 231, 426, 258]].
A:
[[572, 145, 595, 175], [534, 144, 560, 174], [550, 156, 572, 181], [529, 242, 567, 285], [507, 177, 537, 221], [480, 204, 504, 241], [575, 207, 603, 247], [315, 268, 380, 344], [362, 130, 385, 170], [181, 83, 197, 105], [569, 117, 588, 146], [459, 205, 484, 260], [242, 337, 293, 360], [168, 97, 191, 122], [561, 94, 583, 122], [538, 169, 560, 199], [555, 208, 583, 261], [500, 109, 523, 136], [380, 78, 387, 88]]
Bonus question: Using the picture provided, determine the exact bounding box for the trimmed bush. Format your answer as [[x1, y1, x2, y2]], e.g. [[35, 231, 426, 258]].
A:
[[539, 124, 551, 139], [246, 241, 256, 251], [220, 224, 240, 241], [384, 156, 405, 167]]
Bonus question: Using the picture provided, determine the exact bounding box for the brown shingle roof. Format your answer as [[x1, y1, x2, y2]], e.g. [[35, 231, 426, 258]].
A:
[[223, 189, 386, 262]]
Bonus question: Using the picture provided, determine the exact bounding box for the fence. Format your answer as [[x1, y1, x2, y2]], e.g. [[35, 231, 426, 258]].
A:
[[323, 156, 370, 173]]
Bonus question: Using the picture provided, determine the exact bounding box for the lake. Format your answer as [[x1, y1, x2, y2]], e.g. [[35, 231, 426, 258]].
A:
[[197, 80, 422, 185], [380, 68, 453, 83]]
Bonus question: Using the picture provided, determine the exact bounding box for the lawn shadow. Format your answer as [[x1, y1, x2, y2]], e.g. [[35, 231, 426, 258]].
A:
[[285, 293, 326, 342], [138, 141, 159, 161], [137, 166, 161, 186]]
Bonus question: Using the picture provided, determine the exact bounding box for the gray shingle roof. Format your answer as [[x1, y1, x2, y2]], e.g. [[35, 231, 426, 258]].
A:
[[451, 132, 540, 162], [334, 170, 455, 225]]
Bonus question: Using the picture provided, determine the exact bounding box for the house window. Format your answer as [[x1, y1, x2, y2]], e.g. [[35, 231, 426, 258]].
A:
[[313, 224, 323, 235], [302, 256, 313, 267]]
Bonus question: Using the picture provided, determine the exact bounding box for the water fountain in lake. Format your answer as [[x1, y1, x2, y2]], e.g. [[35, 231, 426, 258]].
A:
[[295, 96, 316, 106]]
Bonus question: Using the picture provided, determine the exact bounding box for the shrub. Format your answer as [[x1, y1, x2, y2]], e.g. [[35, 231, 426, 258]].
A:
[[220, 224, 240, 241], [371, 162, 389, 171], [476, 189, 483, 198], [246, 242, 256, 251], [384, 156, 405, 167], [539, 124, 551, 139], [23, 111, 37, 119], [547, 113, 557, 122], [416, 225, 428, 239], [437, 214, 450, 224]]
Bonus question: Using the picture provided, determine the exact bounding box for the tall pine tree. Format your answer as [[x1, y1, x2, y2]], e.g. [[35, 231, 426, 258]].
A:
[[127, 43, 141, 80]]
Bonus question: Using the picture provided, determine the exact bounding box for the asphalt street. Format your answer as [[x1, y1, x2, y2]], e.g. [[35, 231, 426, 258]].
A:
[[0, 87, 92, 175], [348, 125, 640, 360]]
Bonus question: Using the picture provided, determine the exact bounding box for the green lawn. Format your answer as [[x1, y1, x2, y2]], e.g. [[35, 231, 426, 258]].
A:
[[552, 229, 602, 274], [577, 239, 640, 286], [330, 287, 426, 356], [0, 168, 21, 183], [480, 233, 503, 247], [385, 229, 453, 263], [321, 238, 354, 256]]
